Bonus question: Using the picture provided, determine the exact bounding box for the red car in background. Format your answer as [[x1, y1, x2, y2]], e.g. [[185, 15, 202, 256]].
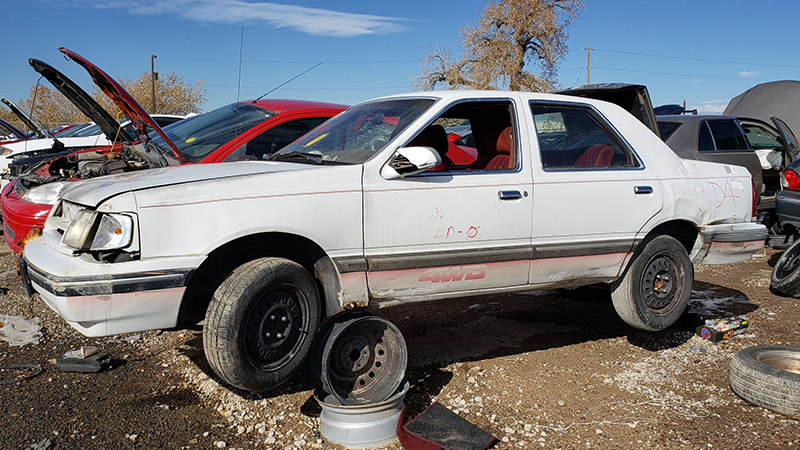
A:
[[2, 48, 346, 253]]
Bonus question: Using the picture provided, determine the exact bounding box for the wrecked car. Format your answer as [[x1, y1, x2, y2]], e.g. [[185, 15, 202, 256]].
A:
[[23, 90, 767, 392], [1, 48, 346, 253]]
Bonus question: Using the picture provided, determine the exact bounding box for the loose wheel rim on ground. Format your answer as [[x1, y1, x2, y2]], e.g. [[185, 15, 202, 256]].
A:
[[316, 314, 407, 405], [243, 283, 309, 371]]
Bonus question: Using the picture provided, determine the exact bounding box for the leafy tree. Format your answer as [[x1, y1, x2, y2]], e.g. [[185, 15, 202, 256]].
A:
[[92, 71, 206, 116], [15, 85, 84, 129], [417, 0, 583, 92]]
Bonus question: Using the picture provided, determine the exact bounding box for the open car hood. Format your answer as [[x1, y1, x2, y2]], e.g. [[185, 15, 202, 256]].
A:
[[1, 97, 51, 139], [557, 83, 660, 138], [725, 81, 800, 144], [58, 47, 187, 163], [0, 117, 26, 140], [29, 58, 136, 144]]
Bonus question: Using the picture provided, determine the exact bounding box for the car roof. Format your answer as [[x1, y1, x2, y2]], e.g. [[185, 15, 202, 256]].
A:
[[250, 99, 349, 114], [656, 114, 739, 123]]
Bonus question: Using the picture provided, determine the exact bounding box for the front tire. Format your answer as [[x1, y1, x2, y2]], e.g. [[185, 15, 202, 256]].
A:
[[611, 235, 693, 331], [203, 257, 321, 392]]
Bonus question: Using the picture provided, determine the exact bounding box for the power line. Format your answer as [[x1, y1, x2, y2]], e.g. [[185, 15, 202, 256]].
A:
[[205, 84, 409, 91], [160, 56, 417, 64], [592, 66, 769, 82], [592, 48, 800, 70]]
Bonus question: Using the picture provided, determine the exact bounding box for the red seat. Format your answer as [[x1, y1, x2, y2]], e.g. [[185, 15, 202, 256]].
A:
[[469, 126, 514, 170], [575, 144, 613, 167]]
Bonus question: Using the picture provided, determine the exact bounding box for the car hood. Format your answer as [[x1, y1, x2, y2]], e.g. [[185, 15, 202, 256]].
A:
[[556, 83, 660, 138], [59, 162, 316, 207], [0, 117, 26, 141], [58, 47, 187, 163], [1, 97, 51, 139], [29, 58, 135, 145]]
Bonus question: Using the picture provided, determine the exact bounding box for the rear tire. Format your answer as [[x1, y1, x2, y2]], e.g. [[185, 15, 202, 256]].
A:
[[203, 257, 320, 392], [771, 239, 800, 297], [611, 235, 693, 331]]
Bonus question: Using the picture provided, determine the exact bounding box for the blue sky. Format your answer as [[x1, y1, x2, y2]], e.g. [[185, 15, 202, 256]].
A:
[[3, 0, 799, 114]]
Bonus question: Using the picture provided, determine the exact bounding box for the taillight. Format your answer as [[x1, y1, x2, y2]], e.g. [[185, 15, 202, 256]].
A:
[[782, 169, 800, 191], [752, 179, 758, 218]]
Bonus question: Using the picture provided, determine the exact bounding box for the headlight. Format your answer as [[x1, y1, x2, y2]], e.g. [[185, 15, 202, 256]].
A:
[[21, 181, 69, 205], [62, 210, 134, 251]]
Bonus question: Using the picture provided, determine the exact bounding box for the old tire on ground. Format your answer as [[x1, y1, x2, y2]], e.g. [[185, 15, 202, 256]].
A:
[[730, 346, 800, 418], [771, 239, 800, 297], [203, 257, 320, 392], [611, 235, 693, 331]]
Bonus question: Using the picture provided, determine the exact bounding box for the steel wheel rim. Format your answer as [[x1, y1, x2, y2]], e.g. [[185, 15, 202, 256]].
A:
[[243, 284, 309, 371], [329, 321, 390, 400], [642, 255, 679, 310]]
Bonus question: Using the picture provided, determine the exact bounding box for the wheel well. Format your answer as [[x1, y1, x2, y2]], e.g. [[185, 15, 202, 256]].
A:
[[643, 220, 698, 254], [179, 232, 333, 325]]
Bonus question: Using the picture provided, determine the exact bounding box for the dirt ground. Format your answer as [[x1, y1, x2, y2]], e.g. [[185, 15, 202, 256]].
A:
[[1, 246, 798, 450]]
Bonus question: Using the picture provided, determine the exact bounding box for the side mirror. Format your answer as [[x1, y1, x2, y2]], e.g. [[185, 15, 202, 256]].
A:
[[381, 146, 442, 180]]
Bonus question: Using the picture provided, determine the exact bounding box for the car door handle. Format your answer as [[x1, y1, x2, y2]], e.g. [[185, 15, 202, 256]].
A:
[[498, 190, 523, 200], [634, 186, 653, 194]]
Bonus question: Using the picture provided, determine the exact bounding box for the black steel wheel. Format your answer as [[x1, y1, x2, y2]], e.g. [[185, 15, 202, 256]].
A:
[[611, 235, 693, 331], [203, 257, 320, 392]]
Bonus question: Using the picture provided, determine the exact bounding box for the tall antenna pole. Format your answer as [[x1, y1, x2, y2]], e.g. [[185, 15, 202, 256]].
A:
[[236, 27, 244, 105], [150, 54, 158, 113], [584, 47, 592, 84]]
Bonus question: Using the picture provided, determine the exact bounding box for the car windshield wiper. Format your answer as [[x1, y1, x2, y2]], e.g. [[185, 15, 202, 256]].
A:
[[269, 151, 349, 165]]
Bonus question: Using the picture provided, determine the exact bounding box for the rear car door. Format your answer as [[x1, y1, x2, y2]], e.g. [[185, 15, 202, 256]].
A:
[[528, 101, 663, 286], [696, 119, 763, 191]]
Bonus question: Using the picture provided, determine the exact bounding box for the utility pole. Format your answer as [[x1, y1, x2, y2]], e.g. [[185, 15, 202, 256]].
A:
[[584, 47, 592, 85], [150, 54, 158, 113]]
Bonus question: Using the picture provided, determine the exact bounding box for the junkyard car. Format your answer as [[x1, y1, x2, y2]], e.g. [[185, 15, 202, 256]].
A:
[[1, 49, 346, 253], [23, 90, 767, 392]]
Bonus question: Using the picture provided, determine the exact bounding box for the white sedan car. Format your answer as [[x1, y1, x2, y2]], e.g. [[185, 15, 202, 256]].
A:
[[23, 90, 766, 392]]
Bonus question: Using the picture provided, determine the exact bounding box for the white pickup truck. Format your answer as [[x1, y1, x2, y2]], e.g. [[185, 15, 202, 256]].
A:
[[23, 90, 766, 392]]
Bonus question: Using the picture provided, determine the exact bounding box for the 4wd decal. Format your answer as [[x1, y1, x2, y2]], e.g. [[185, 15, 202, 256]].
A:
[[418, 265, 487, 283]]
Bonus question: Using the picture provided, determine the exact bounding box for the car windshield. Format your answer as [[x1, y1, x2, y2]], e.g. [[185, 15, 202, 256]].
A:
[[273, 98, 435, 164], [148, 102, 274, 163]]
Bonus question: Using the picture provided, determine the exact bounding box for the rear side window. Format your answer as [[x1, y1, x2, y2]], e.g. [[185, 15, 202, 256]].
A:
[[531, 103, 640, 170], [707, 120, 748, 151]]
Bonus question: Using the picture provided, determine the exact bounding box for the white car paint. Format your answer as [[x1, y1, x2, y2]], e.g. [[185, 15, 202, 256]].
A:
[[23, 90, 766, 336]]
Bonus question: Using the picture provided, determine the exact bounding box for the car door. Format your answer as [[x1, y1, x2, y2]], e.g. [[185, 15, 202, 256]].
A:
[[528, 100, 663, 287], [695, 119, 763, 191], [362, 97, 533, 300]]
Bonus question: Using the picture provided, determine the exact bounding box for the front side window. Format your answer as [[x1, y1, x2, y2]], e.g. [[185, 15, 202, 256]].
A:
[[407, 100, 515, 171], [275, 98, 434, 164], [149, 102, 274, 163], [224, 117, 328, 162], [742, 123, 783, 150], [531, 103, 639, 169]]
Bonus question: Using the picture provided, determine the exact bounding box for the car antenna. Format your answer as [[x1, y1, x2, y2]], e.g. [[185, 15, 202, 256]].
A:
[[251, 61, 323, 104], [234, 26, 245, 149]]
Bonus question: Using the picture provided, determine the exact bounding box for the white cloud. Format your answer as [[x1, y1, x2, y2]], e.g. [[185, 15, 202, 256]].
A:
[[738, 71, 758, 77], [55, 0, 409, 37], [689, 100, 727, 114]]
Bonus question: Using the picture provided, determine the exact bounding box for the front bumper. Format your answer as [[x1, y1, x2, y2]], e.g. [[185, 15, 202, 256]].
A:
[[692, 222, 767, 265], [23, 235, 203, 337]]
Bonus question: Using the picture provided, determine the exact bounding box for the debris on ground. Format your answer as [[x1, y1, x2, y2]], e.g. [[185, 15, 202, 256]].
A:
[[0, 314, 42, 347]]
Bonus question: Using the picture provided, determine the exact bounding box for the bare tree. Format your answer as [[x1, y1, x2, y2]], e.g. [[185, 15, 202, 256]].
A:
[[92, 71, 206, 116], [417, 0, 583, 92]]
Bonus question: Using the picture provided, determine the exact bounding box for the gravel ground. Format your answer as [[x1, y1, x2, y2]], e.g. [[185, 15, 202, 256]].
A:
[[0, 246, 798, 449]]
